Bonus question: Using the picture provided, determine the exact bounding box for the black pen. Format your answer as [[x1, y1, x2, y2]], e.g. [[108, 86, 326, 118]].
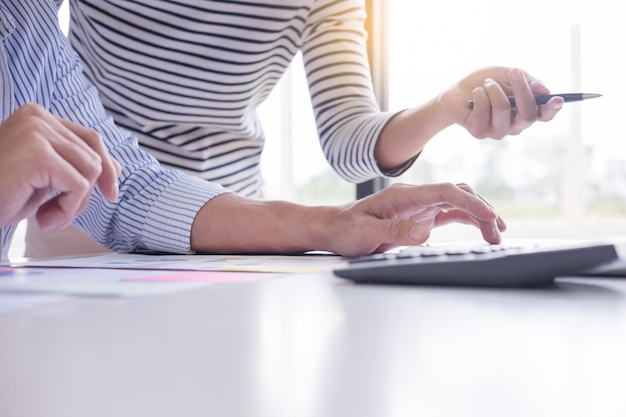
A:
[[467, 93, 602, 110]]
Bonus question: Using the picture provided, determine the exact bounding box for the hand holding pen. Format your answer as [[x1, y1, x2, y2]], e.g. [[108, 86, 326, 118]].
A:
[[377, 67, 599, 173], [439, 67, 596, 140]]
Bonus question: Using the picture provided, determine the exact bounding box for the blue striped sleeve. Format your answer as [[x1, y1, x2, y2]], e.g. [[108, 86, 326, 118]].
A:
[[8, 0, 232, 254], [50, 38, 231, 253]]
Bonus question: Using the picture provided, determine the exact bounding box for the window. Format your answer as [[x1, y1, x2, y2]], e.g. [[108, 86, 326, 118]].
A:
[[262, 0, 626, 242], [258, 53, 355, 206]]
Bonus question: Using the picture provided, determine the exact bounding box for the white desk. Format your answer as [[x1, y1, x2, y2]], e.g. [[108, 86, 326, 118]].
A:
[[1, 269, 626, 417]]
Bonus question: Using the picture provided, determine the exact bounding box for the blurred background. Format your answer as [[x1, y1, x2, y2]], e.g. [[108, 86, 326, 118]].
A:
[[259, 0, 626, 243]]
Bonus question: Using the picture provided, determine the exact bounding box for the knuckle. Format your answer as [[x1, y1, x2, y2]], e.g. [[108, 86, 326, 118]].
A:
[[77, 176, 92, 192], [19, 103, 47, 118], [85, 157, 104, 180], [437, 182, 457, 200], [78, 128, 104, 149], [84, 128, 103, 143], [441, 181, 456, 190], [388, 182, 408, 190]]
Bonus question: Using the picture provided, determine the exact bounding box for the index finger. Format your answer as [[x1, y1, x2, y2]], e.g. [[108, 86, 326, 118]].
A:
[[507, 68, 540, 122], [428, 183, 499, 223], [407, 183, 503, 244], [57, 117, 120, 201]]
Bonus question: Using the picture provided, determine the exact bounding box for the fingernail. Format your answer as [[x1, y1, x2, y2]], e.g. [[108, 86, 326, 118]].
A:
[[509, 68, 523, 81], [551, 101, 564, 110]]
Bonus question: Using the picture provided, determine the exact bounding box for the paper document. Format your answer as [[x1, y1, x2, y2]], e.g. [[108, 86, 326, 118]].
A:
[[6, 253, 345, 273], [0, 266, 274, 298]]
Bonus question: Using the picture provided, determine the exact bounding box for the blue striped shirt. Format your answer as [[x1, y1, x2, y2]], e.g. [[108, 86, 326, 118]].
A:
[[60, 0, 400, 197], [0, 0, 230, 260]]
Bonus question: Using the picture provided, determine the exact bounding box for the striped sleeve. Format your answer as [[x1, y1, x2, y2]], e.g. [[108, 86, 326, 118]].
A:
[[3, 0, 231, 255], [301, 0, 404, 181], [50, 37, 231, 253]]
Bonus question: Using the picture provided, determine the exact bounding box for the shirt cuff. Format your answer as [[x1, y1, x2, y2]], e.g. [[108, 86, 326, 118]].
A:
[[141, 175, 231, 254]]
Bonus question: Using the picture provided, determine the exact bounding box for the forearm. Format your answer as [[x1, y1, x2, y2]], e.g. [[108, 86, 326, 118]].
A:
[[374, 96, 453, 172], [191, 182, 505, 257], [190, 194, 337, 254]]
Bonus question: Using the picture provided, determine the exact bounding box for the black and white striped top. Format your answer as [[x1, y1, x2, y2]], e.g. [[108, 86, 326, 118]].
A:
[[61, 0, 398, 197]]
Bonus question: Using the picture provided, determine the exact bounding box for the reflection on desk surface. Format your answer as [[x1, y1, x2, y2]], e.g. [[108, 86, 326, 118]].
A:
[[1, 269, 626, 417]]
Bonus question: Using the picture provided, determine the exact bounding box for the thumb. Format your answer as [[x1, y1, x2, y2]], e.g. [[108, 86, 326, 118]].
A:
[[375, 218, 431, 247], [407, 223, 431, 244]]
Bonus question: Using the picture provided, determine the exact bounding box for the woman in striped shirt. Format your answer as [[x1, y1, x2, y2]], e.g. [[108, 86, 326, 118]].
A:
[[25, 0, 562, 257]]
